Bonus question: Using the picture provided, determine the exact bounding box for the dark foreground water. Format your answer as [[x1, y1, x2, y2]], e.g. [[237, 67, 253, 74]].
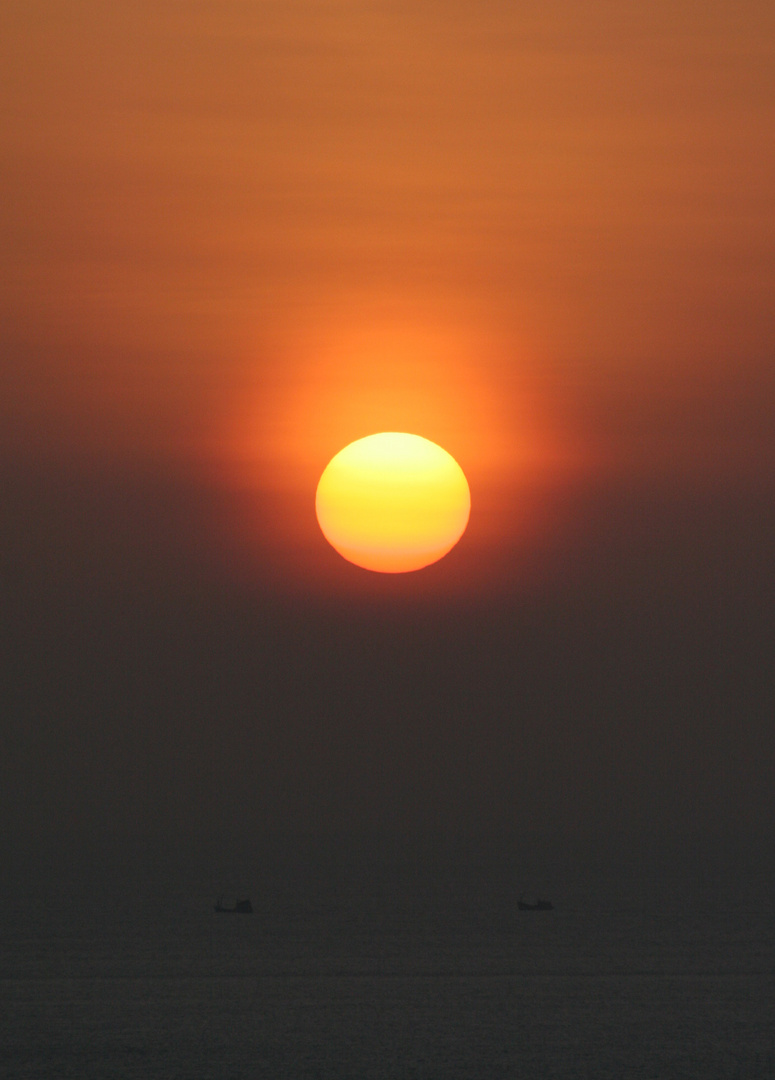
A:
[[2, 859, 774, 1078]]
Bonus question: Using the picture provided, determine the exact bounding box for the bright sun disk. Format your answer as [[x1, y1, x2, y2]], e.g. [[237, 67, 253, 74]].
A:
[[315, 432, 471, 573]]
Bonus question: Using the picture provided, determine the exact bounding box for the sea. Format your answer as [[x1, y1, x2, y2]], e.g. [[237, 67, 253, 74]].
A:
[[2, 851, 774, 1079]]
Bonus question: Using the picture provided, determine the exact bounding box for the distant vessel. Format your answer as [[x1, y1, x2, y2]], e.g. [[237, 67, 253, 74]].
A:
[[214, 896, 253, 913], [518, 895, 553, 911]]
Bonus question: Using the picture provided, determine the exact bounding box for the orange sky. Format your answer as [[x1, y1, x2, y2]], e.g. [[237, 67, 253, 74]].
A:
[[1, 0, 773, 588], [3, 1, 775, 871]]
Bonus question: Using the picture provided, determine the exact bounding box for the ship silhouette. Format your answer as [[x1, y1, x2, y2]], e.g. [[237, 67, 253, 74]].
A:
[[214, 896, 253, 913]]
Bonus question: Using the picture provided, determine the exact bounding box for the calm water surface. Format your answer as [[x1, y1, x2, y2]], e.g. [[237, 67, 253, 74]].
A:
[[2, 863, 773, 1078]]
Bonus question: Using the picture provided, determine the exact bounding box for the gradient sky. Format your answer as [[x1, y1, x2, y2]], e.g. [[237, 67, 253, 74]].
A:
[[2, 1, 773, 871]]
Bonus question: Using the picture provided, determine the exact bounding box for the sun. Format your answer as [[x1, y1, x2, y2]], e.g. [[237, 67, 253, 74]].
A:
[[315, 432, 471, 573]]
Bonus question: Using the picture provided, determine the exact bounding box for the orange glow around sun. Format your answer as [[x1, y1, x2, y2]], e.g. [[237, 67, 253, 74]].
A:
[[213, 304, 586, 593], [315, 433, 471, 572]]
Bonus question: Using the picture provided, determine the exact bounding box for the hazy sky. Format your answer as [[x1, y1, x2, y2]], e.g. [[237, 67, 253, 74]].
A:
[[2, 1, 773, 869]]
